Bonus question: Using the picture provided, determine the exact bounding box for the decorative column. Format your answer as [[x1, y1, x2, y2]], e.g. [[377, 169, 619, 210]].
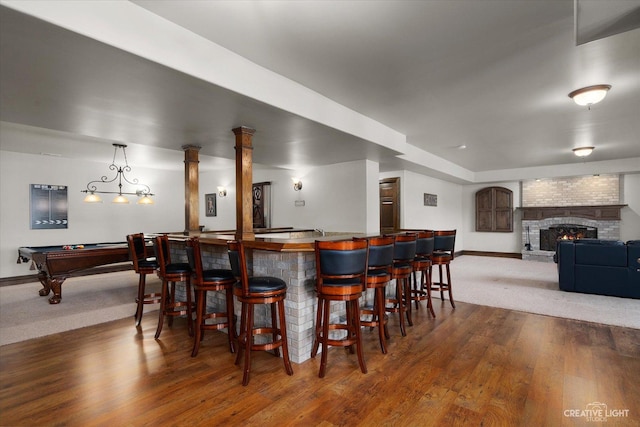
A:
[[233, 126, 255, 241], [182, 144, 201, 234]]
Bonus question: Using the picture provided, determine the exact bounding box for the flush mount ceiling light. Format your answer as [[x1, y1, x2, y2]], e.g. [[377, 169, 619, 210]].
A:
[[568, 84, 611, 108], [81, 143, 154, 205], [573, 146, 595, 157]]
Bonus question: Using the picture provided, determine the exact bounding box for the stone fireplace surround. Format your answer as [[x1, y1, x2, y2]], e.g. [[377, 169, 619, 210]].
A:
[[520, 205, 624, 262]]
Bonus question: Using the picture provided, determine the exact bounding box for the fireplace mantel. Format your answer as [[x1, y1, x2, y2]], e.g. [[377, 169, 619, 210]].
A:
[[518, 205, 627, 220]]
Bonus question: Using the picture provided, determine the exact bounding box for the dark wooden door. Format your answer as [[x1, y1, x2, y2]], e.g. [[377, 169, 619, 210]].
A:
[[252, 182, 271, 228], [380, 178, 399, 234]]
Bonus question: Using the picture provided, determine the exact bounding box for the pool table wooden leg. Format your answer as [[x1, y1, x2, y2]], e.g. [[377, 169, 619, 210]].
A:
[[48, 278, 64, 304], [37, 274, 65, 304], [37, 272, 51, 297]]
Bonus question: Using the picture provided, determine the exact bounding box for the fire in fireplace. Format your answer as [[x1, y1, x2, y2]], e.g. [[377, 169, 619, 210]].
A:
[[539, 224, 598, 251]]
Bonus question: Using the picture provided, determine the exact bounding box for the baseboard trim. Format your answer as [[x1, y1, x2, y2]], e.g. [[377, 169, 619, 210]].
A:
[[0, 264, 134, 287], [460, 250, 522, 259]]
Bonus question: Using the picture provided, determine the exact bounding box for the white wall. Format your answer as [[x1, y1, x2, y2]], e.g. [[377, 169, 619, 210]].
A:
[[461, 181, 522, 253], [0, 150, 184, 278], [200, 160, 376, 233], [199, 167, 236, 231], [621, 173, 640, 241]]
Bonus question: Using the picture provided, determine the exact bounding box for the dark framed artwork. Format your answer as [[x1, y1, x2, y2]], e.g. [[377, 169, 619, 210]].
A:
[[424, 193, 437, 207], [30, 184, 68, 229], [205, 193, 217, 217]]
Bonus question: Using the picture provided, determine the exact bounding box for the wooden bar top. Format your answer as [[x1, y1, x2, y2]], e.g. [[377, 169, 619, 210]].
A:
[[157, 229, 373, 252]]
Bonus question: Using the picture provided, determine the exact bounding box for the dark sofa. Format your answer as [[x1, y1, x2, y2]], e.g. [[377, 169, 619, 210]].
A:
[[556, 239, 640, 298]]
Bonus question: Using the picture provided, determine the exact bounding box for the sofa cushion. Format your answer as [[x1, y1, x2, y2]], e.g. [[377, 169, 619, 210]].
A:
[[575, 266, 632, 297], [575, 240, 627, 267]]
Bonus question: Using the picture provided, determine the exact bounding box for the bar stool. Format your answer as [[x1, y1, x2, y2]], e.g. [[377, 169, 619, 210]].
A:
[[409, 230, 436, 318], [186, 237, 236, 357], [227, 240, 293, 386], [357, 236, 394, 354], [385, 233, 417, 337], [312, 239, 369, 378], [431, 230, 457, 308], [154, 234, 194, 339], [127, 233, 160, 326]]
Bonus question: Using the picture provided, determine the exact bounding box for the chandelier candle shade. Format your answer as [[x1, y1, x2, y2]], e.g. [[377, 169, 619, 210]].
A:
[[81, 143, 154, 205], [568, 84, 611, 108]]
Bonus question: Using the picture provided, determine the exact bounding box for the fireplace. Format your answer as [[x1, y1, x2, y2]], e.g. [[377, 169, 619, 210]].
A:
[[539, 224, 598, 251], [518, 205, 624, 262]]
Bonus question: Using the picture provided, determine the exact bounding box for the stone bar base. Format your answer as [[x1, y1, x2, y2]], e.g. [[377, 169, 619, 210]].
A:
[[167, 233, 402, 364], [171, 242, 317, 364]]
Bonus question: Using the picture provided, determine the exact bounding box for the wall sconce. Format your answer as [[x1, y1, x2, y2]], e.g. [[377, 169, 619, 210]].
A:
[[217, 186, 227, 197], [292, 177, 303, 191]]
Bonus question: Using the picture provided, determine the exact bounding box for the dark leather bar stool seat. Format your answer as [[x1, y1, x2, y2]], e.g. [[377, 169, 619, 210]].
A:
[[127, 233, 160, 326], [186, 237, 236, 357], [312, 239, 369, 378], [385, 233, 417, 337], [154, 234, 194, 339], [409, 230, 436, 318], [431, 230, 457, 308], [356, 236, 394, 354], [228, 240, 293, 386]]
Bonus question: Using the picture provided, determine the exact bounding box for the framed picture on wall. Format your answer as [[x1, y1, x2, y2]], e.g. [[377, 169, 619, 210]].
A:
[[424, 193, 437, 207], [205, 193, 216, 217], [30, 184, 68, 229]]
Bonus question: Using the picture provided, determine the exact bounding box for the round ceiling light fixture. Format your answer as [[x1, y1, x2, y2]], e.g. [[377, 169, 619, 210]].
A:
[[572, 146, 595, 157], [568, 84, 611, 107]]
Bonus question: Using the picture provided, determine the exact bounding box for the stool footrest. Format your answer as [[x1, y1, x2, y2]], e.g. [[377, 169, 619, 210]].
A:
[[251, 340, 284, 352]]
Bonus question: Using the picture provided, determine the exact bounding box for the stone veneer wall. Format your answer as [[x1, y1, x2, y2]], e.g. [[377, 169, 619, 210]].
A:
[[171, 242, 364, 364], [522, 174, 620, 206]]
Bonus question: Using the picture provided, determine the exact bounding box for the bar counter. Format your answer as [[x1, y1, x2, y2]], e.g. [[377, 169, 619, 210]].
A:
[[162, 229, 372, 364]]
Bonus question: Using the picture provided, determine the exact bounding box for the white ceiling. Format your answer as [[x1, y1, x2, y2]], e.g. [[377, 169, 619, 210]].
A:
[[1, 0, 639, 183]]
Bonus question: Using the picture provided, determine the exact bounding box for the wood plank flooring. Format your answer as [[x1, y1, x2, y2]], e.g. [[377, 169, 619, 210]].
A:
[[1, 301, 639, 426]]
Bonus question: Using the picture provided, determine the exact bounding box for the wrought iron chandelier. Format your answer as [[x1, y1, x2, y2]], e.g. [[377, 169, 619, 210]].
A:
[[81, 143, 154, 205]]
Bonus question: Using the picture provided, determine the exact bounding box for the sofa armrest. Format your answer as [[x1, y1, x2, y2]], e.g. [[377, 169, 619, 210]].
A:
[[557, 241, 575, 291], [628, 241, 640, 298]]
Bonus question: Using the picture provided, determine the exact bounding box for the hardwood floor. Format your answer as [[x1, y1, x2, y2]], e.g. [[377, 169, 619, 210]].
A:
[[1, 301, 639, 426]]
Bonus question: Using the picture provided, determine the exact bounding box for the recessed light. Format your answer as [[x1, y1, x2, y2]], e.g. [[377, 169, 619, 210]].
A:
[[456, 144, 467, 150]]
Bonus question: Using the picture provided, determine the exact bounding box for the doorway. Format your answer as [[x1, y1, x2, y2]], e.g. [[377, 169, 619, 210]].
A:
[[380, 177, 399, 233]]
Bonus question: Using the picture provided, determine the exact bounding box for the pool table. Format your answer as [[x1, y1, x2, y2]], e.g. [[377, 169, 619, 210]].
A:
[[17, 242, 134, 304]]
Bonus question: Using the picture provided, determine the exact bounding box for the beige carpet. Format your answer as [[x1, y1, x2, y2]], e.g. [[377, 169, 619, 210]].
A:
[[447, 255, 640, 330], [0, 270, 161, 346], [1, 256, 638, 347]]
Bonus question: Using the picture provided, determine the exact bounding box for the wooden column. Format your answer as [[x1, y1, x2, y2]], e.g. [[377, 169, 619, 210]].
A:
[[182, 145, 201, 234], [233, 127, 255, 241]]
